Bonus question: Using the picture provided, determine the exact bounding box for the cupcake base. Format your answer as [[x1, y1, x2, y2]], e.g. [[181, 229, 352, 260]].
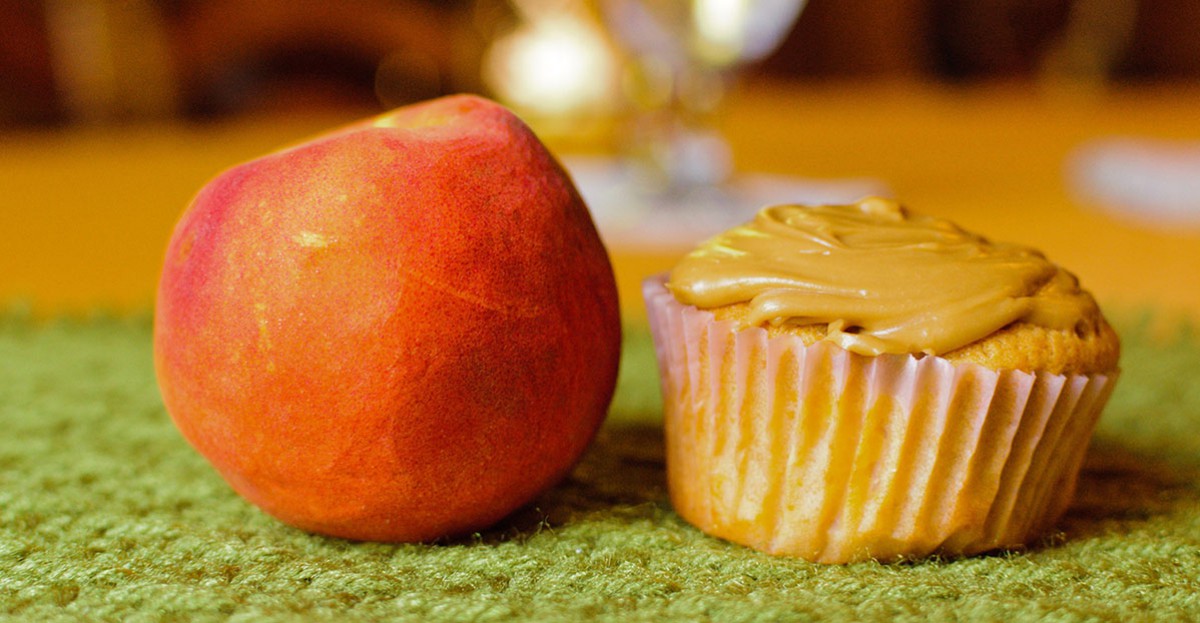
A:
[[644, 275, 1118, 563]]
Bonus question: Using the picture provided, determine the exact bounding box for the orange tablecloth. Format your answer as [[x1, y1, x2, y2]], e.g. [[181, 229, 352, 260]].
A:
[[4, 80, 1200, 322]]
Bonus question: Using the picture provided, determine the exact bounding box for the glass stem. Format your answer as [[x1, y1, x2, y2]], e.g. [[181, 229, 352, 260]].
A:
[[623, 58, 733, 194]]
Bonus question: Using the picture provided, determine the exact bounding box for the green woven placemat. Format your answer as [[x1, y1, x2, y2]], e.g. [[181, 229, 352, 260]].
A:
[[2, 312, 1199, 622]]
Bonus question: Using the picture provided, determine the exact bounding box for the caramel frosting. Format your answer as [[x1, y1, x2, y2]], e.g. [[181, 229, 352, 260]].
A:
[[667, 197, 1101, 357]]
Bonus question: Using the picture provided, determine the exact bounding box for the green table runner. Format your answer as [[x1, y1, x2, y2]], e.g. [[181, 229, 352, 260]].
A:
[[2, 313, 1198, 621]]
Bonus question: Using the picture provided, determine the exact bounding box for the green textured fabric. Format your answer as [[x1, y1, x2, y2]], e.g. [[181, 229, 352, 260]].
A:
[[2, 312, 1199, 622]]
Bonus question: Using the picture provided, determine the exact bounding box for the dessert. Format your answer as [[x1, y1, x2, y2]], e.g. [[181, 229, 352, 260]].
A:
[[643, 197, 1119, 562]]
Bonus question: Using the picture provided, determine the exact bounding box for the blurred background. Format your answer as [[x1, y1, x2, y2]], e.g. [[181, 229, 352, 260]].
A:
[[3, 0, 1200, 320], [3, 0, 1199, 125]]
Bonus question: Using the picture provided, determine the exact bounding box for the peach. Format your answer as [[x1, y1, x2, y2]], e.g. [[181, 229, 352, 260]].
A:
[[153, 95, 621, 541]]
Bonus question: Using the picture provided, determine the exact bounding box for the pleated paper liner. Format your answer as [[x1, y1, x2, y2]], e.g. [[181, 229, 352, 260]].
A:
[[643, 275, 1118, 563]]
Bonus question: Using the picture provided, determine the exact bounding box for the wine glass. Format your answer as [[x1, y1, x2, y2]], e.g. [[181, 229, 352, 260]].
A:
[[599, 0, 808, 191], [568, 0, 887, 247], [570, 0, 881, 249]]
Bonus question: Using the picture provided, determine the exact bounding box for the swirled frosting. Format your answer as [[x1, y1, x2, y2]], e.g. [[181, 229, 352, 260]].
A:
[[667, 197, 1100, 356]]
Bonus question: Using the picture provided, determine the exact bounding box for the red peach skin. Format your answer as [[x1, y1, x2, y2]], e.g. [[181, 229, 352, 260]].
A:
[[154, 95, 621, 541]]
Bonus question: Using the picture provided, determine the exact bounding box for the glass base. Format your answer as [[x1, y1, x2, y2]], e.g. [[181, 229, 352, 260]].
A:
[[565, 156, 890, 249]]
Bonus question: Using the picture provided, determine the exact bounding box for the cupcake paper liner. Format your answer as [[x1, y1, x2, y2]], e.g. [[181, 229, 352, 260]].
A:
[[643, 275, 1118, 563]]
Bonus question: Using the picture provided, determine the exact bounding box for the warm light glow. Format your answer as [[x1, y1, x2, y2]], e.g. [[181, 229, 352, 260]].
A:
[[483, 14, 618, 117], [692, 0, 748, 64], [691, 0, 807, 65]]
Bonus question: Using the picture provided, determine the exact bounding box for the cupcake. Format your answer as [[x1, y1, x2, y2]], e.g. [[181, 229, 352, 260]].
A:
[[643, 197, 1120, 563]]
